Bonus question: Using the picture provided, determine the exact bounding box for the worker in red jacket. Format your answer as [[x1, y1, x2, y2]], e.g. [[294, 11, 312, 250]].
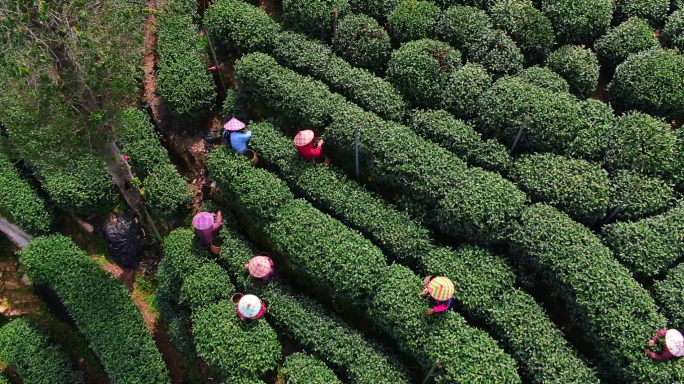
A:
[[645, 329, 684, 360], [294, 129, 324, 161]]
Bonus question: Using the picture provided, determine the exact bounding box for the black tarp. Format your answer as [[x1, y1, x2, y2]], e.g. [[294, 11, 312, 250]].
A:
[[101, 213, 141, 267]]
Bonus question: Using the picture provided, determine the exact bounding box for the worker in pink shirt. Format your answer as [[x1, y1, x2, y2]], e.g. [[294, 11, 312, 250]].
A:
[[294, 129, 324, 161], [421, 275, 455, 315], [192, 211, 222, 245], [645, 329, 684, 360]]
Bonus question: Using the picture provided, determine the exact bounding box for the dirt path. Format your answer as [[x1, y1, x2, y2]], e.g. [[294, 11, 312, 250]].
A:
[[143, 0, 165, 127]]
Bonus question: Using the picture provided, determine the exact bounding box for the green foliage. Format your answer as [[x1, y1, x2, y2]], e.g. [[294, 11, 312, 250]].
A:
[[662, 11, 684, 52], [387, 0, 440, 43], [386, 39, 462, 108], [614, 0, 669, 27], [334, 14, 392, 74], [0, 152, 52, 235], [515, 66, 569, 93], [192, 300, 281, 379], [0, 318, 84, 384], [280, 353, 342, 384], [603, 203, 684, 278], [156, 2, 216, 120], [546, 45, 599, 98], [511, 204, 683, 383], [0, 374, 8, 384], [542, 0, 612, 44], [594, 18, 658, 70], [608, 170, 673, 221], [490, 0, 556, 65], [19, 235, 170, 384], [409, 109, 511, 174], [466, 30, 524, 78], [180, 263, 236, 312], [349, 0, 402, 21], [604, 111, 676, 176], [652, 264, 684, 330], [371, 265, 520, 383], [271, 32, 406, 122], [204, 0, 281, 53], [281, 0, 351, 41], [566, 100, 615, 162], [608, 49, 684, 121], [143, 163, 193, 218], [511, 153, 610, 223], [440, 63, 493, 119], [221, 89, 250, 122]]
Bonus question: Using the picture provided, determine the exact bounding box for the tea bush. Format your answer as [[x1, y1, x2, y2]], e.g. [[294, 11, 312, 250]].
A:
[[662, 11, 684, 52], [546, 45, 599, 99], [603, 111, 676, 176], [156, 1, 216, 120], [192, 301, 281, 379], [0, 152, 52, 235], [143, 164, 193, 218], [19, 235, 170, 384], [0, 374, 8, 384], [652, 264, 684, 329], [0, 318, 84, 384], [511, 153, 610, 224], [386, 39, 462, 108], [614, 0, 669, 27], [490, 0, 556, 65], [440, 63, 492, 119], [515, 66, 569, 93], [607, 170, 673, 221], [511, 204, 683, 383], [566, 100, 615, 162], [180, 263, 235, 311], [334, 14, 391, 74], [281, 0, 350, 41], [608, 49, 684, 121], [349, 0, 402, 21], [467, 30, 524, 78], [272, 32, 406, 122], [603, 203, 684, 278], [387, 0, 440, 43], [541, 0, 612, 44], [437, 5, 493, 51], [221, 89, 250, 122], [280, 353, 342, 384], [204, 0, 281, 53], [409, 109, 511, 174], [249, 121, 598, 383], [594, 18, 658, 70]]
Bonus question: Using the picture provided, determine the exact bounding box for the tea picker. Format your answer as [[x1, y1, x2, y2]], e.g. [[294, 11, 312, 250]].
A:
[[294, 130, 330, 165], [421, 275, 455, 315], [244, 253, 276, 284], [224, 117, 258, 165], [192, 211, 222, 246], [232, 293, 267, 321], [645, 329, 684, 360]]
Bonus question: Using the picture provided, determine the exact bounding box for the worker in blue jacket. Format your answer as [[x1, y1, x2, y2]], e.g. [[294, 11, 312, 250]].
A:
[[223, 117, 252, 154]]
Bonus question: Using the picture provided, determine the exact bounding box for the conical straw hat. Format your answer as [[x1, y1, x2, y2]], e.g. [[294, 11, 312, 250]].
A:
[[428, 276, 455, 301], [237, 294, 262, 318], [666, 329, 684, 357], [224, 117, 246, 131], [294, 130, 315, 147], [192, 212, 214, 230], [248, 256, 272, 278]]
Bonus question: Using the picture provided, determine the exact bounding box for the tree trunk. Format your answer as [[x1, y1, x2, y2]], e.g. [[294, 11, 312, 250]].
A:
[[0, 217, 33, 249]]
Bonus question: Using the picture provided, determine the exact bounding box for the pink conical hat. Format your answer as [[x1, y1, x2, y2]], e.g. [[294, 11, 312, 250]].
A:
[[294, 130, 315, 147], [224, 117, 246, 131]]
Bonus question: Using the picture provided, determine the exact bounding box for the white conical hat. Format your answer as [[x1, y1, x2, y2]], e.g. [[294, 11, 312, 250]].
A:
[[666, 329, 684, 357], [237, 294, 262, 318]]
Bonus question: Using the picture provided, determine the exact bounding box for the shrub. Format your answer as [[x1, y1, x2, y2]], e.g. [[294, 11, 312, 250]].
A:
[[221, 89, 250, 122], [662, 11, 684, 52], [437, 5, 494, 53], [546, 45, 599, 98], [0, 374, 8, 384], [652, 264, 684, 330], [614, 0, 669, 27], [603, 111, 676, 176], [349, 0, 402, 21], [608, 49, 684, 121], [515, 66, 569, 93], [608, 170, 673, 221], [281, 0, 351, 41], [192, 300, 281, 379], [334, 14, 392, 74], [541, 0, 612, 44], [603, 203, 684, 278], [440, 63, 493, 119], [180, 263, 236, 312], [387, 0, 440, 43], [156, 4, 216, 120], [280, 353, 342, 384], [594, 18, 658, 70], [0, 318, 84, 384], [19, 235, 170, 384], [0, 152, 52, 235], [143, 163, 192, 218], [409, 109, 511, 174], [386, 39, 462, 108], [490, 0, 556, 65], [510, 204, 683, 383], [511, 153, 610, 223], [271, 32, 406, 122], [204, 0, 281, 54], [466, 30, 524, 78], [567, 100, 615, 161]]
